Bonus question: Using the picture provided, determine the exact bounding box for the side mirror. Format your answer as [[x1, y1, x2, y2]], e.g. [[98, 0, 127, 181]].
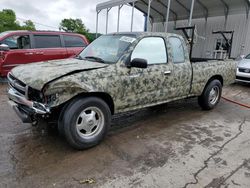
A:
[[0, 44, 10, 51], [130, 58, 148, 69]]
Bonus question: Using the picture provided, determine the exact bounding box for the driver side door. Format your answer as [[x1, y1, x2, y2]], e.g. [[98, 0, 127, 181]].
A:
[[117, 36, 176, 111]]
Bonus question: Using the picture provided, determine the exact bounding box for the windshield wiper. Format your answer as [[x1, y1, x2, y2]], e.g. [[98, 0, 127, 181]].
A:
[[84, 56, 105, 63]]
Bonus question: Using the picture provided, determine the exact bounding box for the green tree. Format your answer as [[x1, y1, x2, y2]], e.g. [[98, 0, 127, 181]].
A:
[[59, 18, 98, 42], [59, 18, 89, 33], [22, 20, 36, 31], [0, 9, 36, 32], [0, 9, 20, 32]]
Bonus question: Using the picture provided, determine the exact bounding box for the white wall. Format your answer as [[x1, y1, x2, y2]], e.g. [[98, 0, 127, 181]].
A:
[[153, 13, 250, 58]]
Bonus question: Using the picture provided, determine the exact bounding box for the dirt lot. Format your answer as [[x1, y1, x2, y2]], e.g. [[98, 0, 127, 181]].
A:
[[0, 82, 250, 188]]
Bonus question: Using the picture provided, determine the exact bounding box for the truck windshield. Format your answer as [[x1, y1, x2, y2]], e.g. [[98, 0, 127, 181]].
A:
[[79, 34, 136, 64]]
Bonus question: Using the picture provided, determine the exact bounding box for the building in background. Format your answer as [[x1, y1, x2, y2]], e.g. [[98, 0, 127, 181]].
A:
[[96, 0, 250, 58]]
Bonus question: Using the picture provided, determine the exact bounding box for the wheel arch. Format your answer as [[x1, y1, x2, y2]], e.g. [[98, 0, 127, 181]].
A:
[[74, 92, 115, 115], [202, 75, 223, 94]]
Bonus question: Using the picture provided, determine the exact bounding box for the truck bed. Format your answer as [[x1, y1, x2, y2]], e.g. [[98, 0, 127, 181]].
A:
[[190, 59, 237, 96]]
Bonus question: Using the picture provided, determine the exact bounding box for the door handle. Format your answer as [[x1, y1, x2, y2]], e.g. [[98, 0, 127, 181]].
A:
[[25, 52, 34, 55], [164, 70, 171, 75], [129, 74, 141, 78]]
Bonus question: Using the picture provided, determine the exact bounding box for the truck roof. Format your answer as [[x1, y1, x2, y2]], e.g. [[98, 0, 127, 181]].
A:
[[108, 31, 179, 38]]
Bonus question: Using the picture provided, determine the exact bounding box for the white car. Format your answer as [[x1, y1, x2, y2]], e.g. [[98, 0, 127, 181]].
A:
[[236, 54, 250, 83]]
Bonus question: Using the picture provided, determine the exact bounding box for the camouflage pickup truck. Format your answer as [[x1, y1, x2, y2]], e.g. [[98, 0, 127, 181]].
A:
[[8, 32, 236, 149]]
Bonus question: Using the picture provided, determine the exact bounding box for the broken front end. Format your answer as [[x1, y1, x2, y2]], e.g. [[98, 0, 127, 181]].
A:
[[7, 73, 50, 124]]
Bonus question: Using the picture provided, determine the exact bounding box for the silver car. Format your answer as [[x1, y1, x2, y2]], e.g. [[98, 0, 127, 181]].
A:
[[236, 54, 250, 83]]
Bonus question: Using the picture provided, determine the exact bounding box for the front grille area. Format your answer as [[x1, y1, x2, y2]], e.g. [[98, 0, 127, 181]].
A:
[[28, 87, 44, 103], [239, 68, 250, 73], [236, 76, 250, 82], [7, 73, 27, 96], [8, 73, 44, 103]]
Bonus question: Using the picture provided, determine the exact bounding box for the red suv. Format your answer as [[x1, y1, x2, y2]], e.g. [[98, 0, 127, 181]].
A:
[[0, 30, 89, 77]]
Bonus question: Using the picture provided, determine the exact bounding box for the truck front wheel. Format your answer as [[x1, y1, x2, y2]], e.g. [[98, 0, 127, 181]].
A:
[[61, 97, 111, 150], [198, 80, 222, 110]]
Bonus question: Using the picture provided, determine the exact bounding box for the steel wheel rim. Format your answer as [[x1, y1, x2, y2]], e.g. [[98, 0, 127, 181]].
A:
[[209, 86, 220, 105], [76, 106, 104, 139]]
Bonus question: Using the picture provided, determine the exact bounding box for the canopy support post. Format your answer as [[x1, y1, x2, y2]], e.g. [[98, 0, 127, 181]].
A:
[[219, 0, 229, 29], [95, 10, 101, 38], [117, 5, 123, 32], [224, 16, 228, 30], [165, 0, 171, 32], [188, 0, 195, 26], [196, 0, 208, 19], [244, 0, 250, 18], [131, 2, 135, 31], [147, 0, 153, 31], [106, 8, 111, 34]]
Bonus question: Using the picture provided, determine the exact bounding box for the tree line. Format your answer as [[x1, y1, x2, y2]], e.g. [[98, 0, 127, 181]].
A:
[[0, 9, 97, 42], [0, 9, 36, 31]]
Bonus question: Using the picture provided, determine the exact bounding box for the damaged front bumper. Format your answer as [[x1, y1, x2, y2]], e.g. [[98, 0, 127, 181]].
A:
[[7, 72, 51, 123], [8, 86, 50, 123]]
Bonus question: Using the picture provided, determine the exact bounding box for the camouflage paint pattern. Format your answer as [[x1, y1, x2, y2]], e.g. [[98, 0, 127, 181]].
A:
[[11, 58, 108, 90], [10, 32, 237, 114]]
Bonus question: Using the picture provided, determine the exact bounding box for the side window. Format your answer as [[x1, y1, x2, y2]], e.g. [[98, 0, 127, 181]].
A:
[[34, 35, 61, 48], [1, 35, 30, 49], [63, 35, 87, 47], [169, 37, 185, 63], [131, 37, 167, 65]]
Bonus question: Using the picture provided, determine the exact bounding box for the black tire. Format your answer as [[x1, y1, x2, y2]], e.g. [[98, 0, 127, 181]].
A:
[[60, 97, 111, 150], [198, 79, 222, 110], [58, 103, 70, 137]]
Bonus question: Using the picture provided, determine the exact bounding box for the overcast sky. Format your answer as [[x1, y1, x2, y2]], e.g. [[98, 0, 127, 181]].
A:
[[0, 0, 145, 33]]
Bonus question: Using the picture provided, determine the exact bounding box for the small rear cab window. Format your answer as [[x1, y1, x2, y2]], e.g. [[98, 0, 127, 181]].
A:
[[168, 37, 185, 63]]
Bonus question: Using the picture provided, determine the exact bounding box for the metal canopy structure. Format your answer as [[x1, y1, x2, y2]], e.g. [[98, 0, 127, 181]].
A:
[[96, 0, 250, 35], [133, 0, 250, 22]]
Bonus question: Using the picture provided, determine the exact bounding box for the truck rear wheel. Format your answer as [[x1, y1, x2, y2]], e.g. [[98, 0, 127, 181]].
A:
[[61, 97, 111, 150], [198, 79, 222, 110]]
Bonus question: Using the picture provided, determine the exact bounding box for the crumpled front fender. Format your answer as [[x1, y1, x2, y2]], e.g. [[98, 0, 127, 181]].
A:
[[44, 79, 93, 108]]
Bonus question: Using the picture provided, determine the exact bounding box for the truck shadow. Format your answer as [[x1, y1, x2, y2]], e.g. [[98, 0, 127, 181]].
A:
[[109, 98, 199, 134], [39, 98, 199, 138], [16, 98, 200, 153]]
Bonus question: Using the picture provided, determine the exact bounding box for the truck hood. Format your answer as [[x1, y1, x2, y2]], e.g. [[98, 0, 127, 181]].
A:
[[11, 58, 108, 90]]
